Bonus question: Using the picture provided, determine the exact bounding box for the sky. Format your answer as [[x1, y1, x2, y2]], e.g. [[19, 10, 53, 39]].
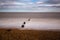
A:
[[0, 0, 60, 3], [0, 0, 60, 12]]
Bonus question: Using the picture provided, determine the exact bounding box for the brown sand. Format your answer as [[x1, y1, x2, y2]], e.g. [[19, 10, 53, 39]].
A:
[[0, 28, 60, 40]]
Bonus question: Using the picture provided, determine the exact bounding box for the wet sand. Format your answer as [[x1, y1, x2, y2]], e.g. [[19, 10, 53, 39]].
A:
[[0, 12, 60, 30]]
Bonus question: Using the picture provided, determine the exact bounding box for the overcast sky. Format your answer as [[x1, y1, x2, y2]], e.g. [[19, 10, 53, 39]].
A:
[[0, 0, 60, 12]]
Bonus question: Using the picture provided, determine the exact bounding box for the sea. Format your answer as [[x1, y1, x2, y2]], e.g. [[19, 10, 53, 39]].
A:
[[0, 6, 60, 12]]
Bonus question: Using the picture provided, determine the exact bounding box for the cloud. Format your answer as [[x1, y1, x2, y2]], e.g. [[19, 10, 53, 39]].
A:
[[36, 2, 44, 4], [45, 0, 60, 4], [0, 0, 60, 9], [37, 3, 60, 7], [0, 1, 35, 9], [0, 1, 26, 5]]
